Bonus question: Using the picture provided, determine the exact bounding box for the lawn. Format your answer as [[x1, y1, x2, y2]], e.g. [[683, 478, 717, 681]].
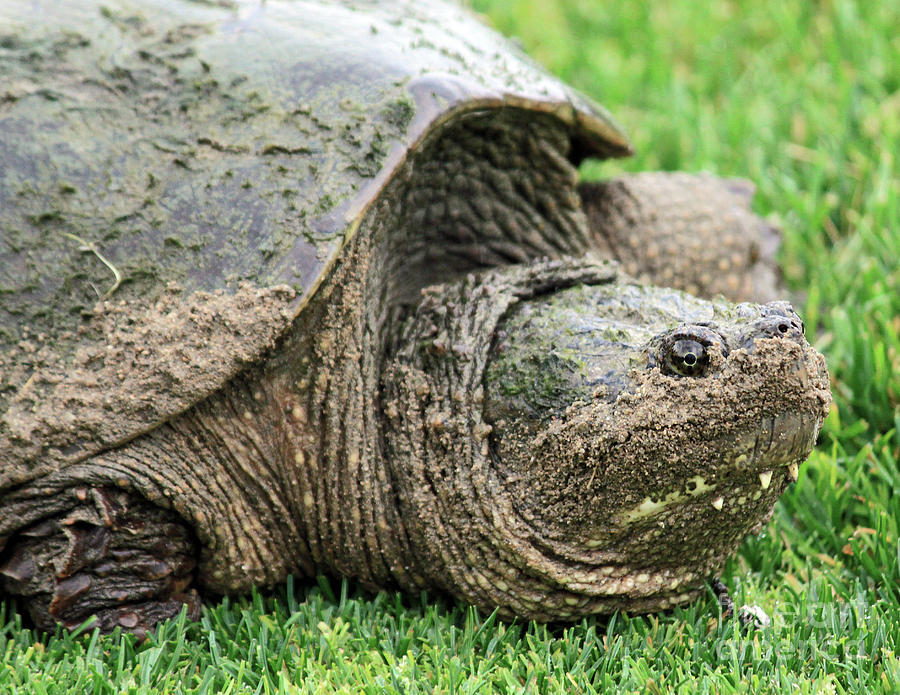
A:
[[3, 0, 900, 692]]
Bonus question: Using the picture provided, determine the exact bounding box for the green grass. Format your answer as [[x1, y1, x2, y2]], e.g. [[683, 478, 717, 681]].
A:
[[3, 0, 900, 692]]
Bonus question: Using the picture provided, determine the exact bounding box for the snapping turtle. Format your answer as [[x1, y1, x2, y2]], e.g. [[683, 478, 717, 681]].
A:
[[0, 0, 830, 635]]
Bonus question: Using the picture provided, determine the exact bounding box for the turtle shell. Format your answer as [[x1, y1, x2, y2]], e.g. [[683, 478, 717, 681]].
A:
[[0, 0, 629, 482]]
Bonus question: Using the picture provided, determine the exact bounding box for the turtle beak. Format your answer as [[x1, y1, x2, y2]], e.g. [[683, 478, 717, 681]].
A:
[[745, 411, 819, 486]]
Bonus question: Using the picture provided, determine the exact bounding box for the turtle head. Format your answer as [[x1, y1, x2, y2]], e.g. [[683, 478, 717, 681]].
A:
[[384, 260, 830, 618], [482, 282, 830, 610]]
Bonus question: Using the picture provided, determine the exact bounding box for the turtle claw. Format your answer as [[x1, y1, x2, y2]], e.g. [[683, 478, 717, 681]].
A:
[[0, 487, 200, 636], [711, 577, 735, 618], [736, 603, 771, 629], [61, 589, 202, 640], [0, 548, 35, 583], [710, 577, 771, 630]]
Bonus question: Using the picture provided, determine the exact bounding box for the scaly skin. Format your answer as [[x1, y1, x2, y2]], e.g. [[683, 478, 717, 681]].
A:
[[581, 173, 782, 303], [383, 258, 830, 620]]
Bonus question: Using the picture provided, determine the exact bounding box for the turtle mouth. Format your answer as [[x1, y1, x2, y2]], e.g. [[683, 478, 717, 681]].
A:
[[709, 412, 821, 510], [618, 408, 821, 525], [562, 410, 823, 607]]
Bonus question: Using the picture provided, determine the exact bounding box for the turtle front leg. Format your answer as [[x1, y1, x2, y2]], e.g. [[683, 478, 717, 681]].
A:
[[579, 172, 782, 303], [0, 487, 200, 638]]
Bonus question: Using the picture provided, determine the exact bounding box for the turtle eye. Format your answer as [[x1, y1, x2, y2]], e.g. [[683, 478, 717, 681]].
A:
[[662, 338, 711, 378], [655, 325, 724, 378]]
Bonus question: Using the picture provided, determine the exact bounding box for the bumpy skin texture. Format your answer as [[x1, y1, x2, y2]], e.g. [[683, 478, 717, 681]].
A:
[[581, 173, 782, 302], [0, 0, 830, 634]]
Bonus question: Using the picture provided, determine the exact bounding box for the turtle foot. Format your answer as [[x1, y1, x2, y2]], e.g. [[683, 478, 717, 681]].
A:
[[710, 577, 771, 630], [0, 487, 200, 638]]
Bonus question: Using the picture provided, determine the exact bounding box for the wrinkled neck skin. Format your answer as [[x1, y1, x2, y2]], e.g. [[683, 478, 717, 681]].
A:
[[382, 258, 830, 621]]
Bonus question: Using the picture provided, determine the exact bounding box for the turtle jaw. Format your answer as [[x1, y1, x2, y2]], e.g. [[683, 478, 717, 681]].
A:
[[608, 408, 821, 556], [497, 404, 828, 617], [723, 409, 821, 496], [570, 413, 812, 613], [617, 409, 819, 525]]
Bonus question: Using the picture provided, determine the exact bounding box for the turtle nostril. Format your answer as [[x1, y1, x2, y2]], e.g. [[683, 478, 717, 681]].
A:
[[741, 314, 807, 350]]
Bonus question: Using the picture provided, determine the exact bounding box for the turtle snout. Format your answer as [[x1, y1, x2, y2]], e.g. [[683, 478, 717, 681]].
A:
[[740, 304, 806, 350]]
